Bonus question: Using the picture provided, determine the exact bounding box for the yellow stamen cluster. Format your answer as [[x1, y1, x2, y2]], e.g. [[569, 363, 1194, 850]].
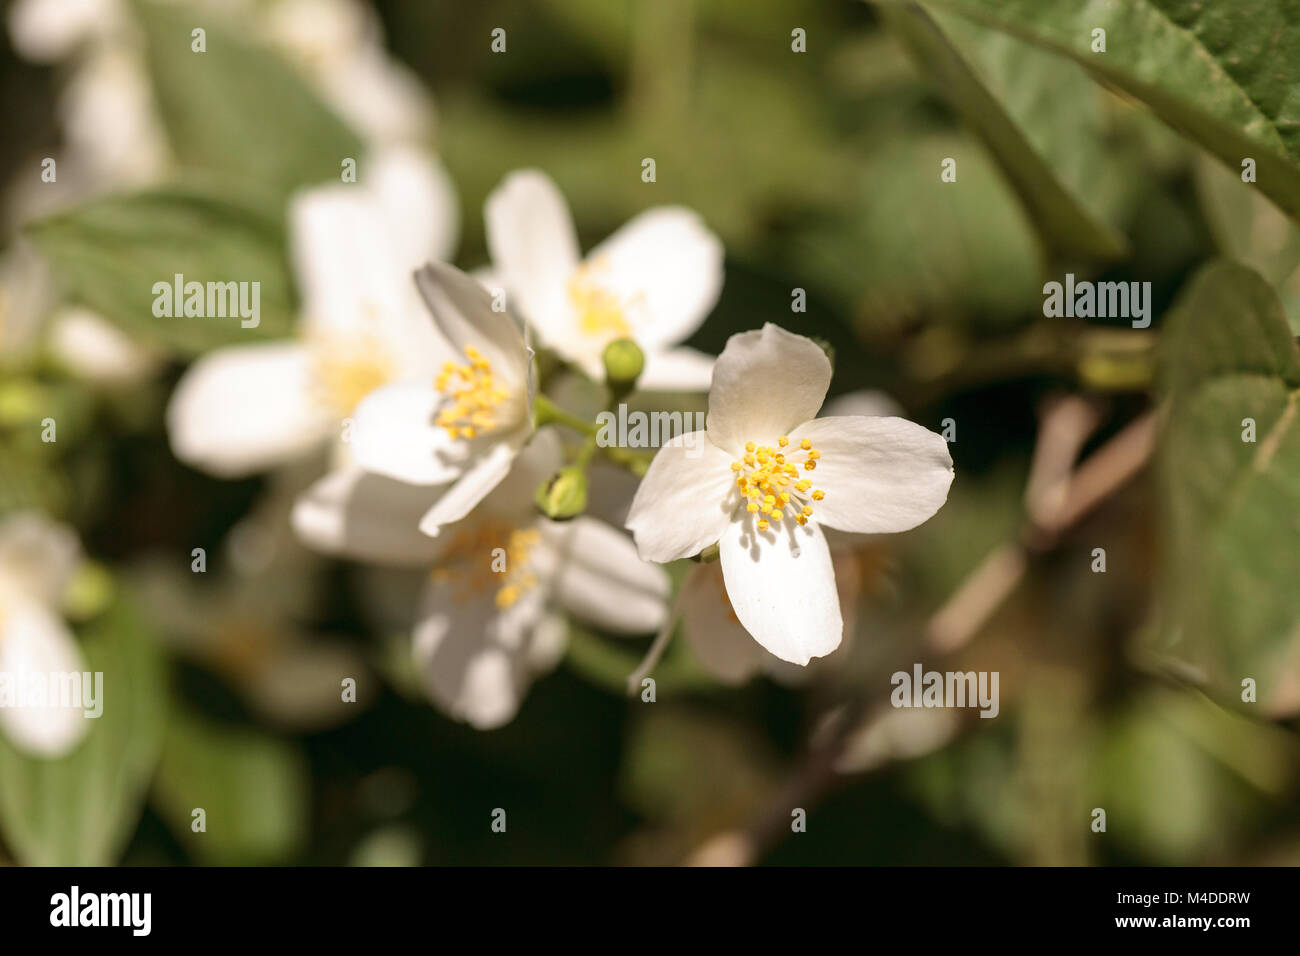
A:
[[311, 333, 395, 415], [434, 345, 509, 440], [431, 522, 542, 609], [732, 436, 826, 530], [567, 257, 635, 338]]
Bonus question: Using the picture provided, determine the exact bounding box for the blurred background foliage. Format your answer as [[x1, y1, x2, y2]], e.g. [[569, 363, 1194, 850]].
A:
[[1, 0, 1299, 865]]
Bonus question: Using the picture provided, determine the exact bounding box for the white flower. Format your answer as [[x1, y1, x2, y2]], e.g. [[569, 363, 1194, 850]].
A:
[[626, 323, 953, 665], [293, 431, 669, 728], [344, 260, 536, 537], [485, 169, 724, 390], [0, 512, 90, 757], [49, 306, 160, 384], [166, 146, 459, 478]]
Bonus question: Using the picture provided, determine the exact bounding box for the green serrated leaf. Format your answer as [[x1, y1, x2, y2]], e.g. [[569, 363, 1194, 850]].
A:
[[0, 594, 167, 865], [1156, 261, 1300, 714], [26, 187, 296, 357], [134, 0, 363, 198], [880, 2, 1128, 260], [151, 705, 309, 865], [894, 0, 1300, 222]]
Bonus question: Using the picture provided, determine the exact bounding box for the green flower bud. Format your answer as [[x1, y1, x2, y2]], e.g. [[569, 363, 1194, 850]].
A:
[[691, 542, 720, 563], [602, 337, 645, 394], [535, 465, 589, 520]]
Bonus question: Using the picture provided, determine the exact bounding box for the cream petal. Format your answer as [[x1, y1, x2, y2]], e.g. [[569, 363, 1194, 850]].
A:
[[475, 427, 564, 522], [0, 512, 81, 607], [0, 597, 90, 757], [167, 342, 330, 478], [7, 0, 119, 62], [413, 580, 547, 730], [679, 563, 766, 684], [625, 430, 738, 563], [413, 260, 531, 391], [291, 465, 445, 566], [788, 416, 954, 534], [706, 324, 831, 456], [637, 346, 716, 392], [538, 517, 669, 634], [367, 145, 460, 268], [821, 389, 904, 420], [418, 428, 531, 536], [585, 207, 723, 351], [718, 512, 842, 666], [484, 169, 581, 341], [351, 382, 470, 485]]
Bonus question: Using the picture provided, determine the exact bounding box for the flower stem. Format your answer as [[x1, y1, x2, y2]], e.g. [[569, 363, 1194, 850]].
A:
[[626, 576, 689, 694], [532, 394, 595, 436]]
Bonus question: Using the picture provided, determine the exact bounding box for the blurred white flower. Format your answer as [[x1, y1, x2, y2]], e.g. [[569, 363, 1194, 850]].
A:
[[485, 169, 723, 390], [0, 512, 90, 758], [626, 323, 953, 665], [166, 146, 458, 478], [6, 0, 125, 63], [261, 0, 436, 148], [49, 306, 161, 384], [293, 431, 669, 729], [344, 260, 536, 537]]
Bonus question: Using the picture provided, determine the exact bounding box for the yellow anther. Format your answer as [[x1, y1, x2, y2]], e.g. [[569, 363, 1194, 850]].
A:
[[770, 511, 782, 523], [796, 515, 807, 525], [801, 505, 812, 516], [434, 346, 510, 440], [747, 502, 759, 513], [778, 436, 789, 447], [730, 461, 742, 471], [800, 438, 811, 450], [796, 479, 811, 492], [804, 460, 817, 471], [757, 519, 769, 531], [807, 448, 820, 460], [812, 489, 825, 500]]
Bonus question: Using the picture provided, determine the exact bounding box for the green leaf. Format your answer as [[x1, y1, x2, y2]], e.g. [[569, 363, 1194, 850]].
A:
[[0, 594, 167, 866], [133, 0, 363, 198], [1155, 261, 1300, 713], [1196, 153, 1300, 331], [892, 0, 1300, 222], [151, 705, 309, 865], [880, 3, 1128, 260], [26, 186, 296, 357]]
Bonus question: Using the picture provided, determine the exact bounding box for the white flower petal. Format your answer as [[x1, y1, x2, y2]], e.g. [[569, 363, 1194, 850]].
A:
[[418, 428, 531, 535], [413, 581, 546, 729], [718, 513, 842, 665], [706, 323, 831, 456], [367, 146, 460, 268], [539, 517, 669, 634], [292, 465, 445, 566], [351, 382, 470, 485], [7, 0, 120, 62], [49, 307, 158, 384], [788, 417, 954, 534], [585, 207, 723, 351], [0, 597, 90, 757], [625, 430, 738, 563], [167, 342, 329, 478], [484, 169, 581, 340], [476, 427, 564, 521], [0, 512, 81, 607], [414, 260, 531, 391], [637, 346, 716, 392], [679, 563, 766, 684]]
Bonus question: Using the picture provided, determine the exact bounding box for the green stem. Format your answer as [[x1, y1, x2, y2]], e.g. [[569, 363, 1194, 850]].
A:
[[533, 394, 596, 436]]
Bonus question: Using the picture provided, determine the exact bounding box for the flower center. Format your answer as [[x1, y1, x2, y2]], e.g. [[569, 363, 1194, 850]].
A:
[[434, 345, 510, 440], [310, 333, 395, 416], [432, 521, 542, 609], [568, 257, 634, 339], [729, 436, 825, 531]]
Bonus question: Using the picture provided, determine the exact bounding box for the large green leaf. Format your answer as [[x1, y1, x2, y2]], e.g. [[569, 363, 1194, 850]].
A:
[[880, 3, 1128, 260], [26, 187, 296, 356], [1196, 154, 1300, 330], [0, 594, 166, 865], [151, 705, 309, 865], [133, 0, 363, 198], [1156, 261, 1300, 713], [893, 0, 1300, 222]]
